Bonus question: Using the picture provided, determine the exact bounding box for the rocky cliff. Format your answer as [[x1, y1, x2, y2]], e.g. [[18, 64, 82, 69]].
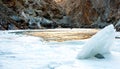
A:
[[0, 0, 64, 30], [62, 0, 120, 30], [0, 0, 120, 30]]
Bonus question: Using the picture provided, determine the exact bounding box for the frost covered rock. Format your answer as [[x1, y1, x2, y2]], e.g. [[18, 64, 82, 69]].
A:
[[77, 24, 115, 59]]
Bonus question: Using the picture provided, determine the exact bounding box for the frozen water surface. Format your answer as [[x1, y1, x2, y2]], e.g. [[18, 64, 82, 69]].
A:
[[0, 27, 120, 69]]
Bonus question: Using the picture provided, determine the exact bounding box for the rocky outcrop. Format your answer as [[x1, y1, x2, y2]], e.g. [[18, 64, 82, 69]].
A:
[[0, 0, 64, 30], [0, 1, 28, 30], [0, 0, 120, 30], [62, 0, 120, 29]]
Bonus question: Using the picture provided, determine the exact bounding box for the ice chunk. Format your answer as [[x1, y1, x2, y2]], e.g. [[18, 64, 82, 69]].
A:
[[77, 24, 115, 59]]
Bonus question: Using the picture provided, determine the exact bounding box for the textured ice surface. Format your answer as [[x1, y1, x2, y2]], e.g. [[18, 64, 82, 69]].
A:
[[77, 25, 115, 59], [0, 29, 120, 69]]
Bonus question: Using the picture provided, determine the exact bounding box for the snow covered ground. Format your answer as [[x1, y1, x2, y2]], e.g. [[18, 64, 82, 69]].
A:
[[0, 30, 120, 69]]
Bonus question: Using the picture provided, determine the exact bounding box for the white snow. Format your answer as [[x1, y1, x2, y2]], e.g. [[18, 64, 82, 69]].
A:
[[0, 27, 120, 69], [77, 24, 115, 59]]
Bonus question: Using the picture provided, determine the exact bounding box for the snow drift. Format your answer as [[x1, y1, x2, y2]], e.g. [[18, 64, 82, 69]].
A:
[[77, 24, 116, 59]]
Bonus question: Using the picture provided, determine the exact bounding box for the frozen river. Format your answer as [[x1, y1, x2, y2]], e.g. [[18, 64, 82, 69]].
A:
[[0, 29, 120, 69]]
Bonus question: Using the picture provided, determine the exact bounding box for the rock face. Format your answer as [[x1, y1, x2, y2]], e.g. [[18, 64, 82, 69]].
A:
[[0, 1, 28, 30], [62, 0, 120, 29], [0, 0, 120, 30], [0, 0, 64, 30]]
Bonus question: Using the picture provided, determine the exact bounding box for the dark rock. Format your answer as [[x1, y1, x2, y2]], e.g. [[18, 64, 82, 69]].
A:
[[115, 20, 120, 31], [61, 0, 120, 28], [0, 1, 29, 30], [40, 19, 58, 29], [10, 16, 21, 22], [0, 0, 120, 29], [94, 53, 105, 59], [57, 16, 72, 28], [0, 1, 16, 16], [91, 17, 110, 28], [0, 0, 64, 29], [0, 12, 18, 30]]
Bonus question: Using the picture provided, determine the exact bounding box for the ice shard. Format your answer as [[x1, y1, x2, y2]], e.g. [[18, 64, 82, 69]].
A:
[[77, 24, 116, 59]]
